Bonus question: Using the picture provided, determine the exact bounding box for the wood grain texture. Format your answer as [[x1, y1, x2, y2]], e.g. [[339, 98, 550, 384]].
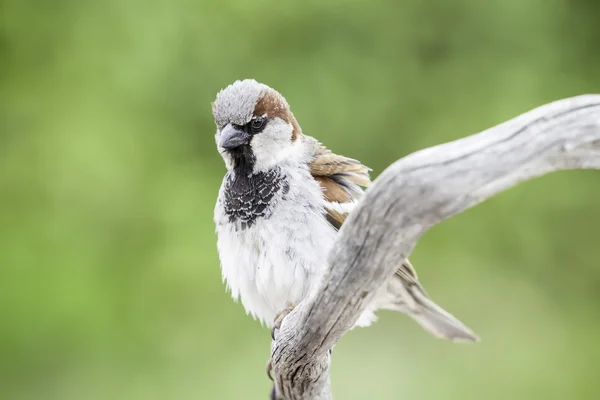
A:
[[269, 95, 600, 400]]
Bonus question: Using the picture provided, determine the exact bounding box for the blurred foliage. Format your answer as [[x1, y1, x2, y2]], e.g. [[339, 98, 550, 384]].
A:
[[1, 0, 600, 399]]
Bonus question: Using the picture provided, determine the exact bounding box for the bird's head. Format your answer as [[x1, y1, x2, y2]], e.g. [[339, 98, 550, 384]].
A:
[[212, 79, 303, 174]]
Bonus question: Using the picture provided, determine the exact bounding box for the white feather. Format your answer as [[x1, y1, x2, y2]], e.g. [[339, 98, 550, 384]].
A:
[[325, 201, 357, 215]]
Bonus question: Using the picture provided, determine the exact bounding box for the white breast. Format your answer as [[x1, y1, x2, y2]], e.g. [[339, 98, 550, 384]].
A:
[[215, 165, 337, 327]]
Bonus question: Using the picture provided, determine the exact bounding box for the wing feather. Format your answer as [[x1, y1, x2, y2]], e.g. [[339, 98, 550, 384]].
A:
[[306, 135, 371, 228], [306, 135, 413, 283]]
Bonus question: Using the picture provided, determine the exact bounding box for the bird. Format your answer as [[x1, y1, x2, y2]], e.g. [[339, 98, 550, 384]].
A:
[[212, 79, 479, 343]]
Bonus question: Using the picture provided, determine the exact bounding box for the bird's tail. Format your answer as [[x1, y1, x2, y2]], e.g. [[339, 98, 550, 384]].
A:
[[382, 262, 479, 343], [406, 284, 479, 343]]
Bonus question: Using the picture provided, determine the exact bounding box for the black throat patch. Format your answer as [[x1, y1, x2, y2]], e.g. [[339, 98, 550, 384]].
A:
[[222, 165, 289, 230]]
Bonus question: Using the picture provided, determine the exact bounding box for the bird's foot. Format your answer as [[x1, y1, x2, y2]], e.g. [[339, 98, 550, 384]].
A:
[[271, 304, 295, 340], [266, 305, 296, 381], [266, 358, 274, 381]]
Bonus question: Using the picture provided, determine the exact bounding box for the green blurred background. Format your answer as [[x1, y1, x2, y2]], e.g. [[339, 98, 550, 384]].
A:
[[2, 0, 600, 399]]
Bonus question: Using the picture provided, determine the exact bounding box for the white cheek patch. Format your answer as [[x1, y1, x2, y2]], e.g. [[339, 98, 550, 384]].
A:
[[251, 119, 305, 172]]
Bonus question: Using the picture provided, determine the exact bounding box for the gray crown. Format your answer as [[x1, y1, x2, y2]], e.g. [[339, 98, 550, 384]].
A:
[[212, 79, 269, 128]]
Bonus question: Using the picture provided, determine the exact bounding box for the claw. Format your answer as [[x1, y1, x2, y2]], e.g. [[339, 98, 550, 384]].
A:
[[267, 305, 295, 383], [271, 305, 295, 340], [266, 358, 273, 381]]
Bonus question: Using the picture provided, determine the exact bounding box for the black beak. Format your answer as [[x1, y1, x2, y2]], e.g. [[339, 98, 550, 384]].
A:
[[219, 124, 250, 150]]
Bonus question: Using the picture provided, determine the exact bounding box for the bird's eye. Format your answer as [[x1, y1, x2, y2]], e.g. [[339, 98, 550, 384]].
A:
[[250, 117, 266, 134]]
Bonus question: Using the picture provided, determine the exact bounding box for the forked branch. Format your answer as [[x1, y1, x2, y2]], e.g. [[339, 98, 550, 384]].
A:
[[269, 95, 600, 400]]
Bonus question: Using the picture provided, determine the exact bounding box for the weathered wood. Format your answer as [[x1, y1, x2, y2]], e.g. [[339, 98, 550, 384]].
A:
[[269, 95, 600, 400]]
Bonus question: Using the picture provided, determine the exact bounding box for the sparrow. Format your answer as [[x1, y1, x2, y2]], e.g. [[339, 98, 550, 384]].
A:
[[212, 79, 478, 342]]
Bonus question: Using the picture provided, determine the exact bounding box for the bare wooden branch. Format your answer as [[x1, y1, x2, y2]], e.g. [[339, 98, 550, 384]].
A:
[[269, 95, 600, 400]]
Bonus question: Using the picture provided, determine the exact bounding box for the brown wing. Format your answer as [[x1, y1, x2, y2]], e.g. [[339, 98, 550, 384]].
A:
[[306, 135, 371, 229], [306, 136, 417, 282]]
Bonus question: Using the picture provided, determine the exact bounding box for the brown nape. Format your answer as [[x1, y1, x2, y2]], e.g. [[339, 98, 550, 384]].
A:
[[253, 91, 302, 141]]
